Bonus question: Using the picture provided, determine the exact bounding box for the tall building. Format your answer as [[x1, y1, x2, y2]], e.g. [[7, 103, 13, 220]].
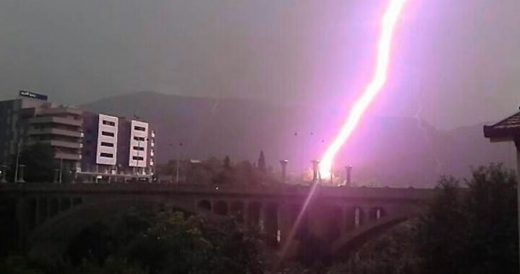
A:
[[79, 112, 156, 182], [0, 91, 83, 173], [0, 91, 156, 183]]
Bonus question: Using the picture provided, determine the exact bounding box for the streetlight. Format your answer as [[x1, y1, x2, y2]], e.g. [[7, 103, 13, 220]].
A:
[[279, 160, 288, 183], [0, 165, 7, 183], [176, 142, 183, 184], [168, 142, 183, 184]]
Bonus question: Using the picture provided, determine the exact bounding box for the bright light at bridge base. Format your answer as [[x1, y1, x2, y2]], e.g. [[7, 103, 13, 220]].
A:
[[319, 0, 409, 180]]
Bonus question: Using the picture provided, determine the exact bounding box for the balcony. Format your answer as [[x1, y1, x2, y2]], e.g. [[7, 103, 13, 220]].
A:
[[30, 116, 82, 127], [48, 140, 82, 149], [40, 107, 83, 116], [55, 152, 82, 161], [28, 128, 83, 138], [27, 140, 82, 149]]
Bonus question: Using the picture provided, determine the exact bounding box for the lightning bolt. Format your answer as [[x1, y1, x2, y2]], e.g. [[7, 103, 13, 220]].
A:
[[319, 0, 409, 179], [277, 0, 412, 265]]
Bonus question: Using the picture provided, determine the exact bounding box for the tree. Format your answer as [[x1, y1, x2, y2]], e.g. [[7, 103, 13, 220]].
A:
[[416, 176, 467, 274], [8, 143, 55, 182], [223, 155, 231, 170], [416, 164, 518, 274], [258, 150, 266, 173], [328, 221, 421, 274], [63, 209, 264, 274]]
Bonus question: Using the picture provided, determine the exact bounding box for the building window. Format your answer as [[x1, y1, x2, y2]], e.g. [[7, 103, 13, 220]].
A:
[[134, 126, 146, 131], [132, 156, 144, 161], [101, 142, 114, 147], [100, 153, 113, 158], [102, 120, 116, 126], [133, 146, 144, 151], [101, 131, 115, 137], [133, 136, 145, 141]]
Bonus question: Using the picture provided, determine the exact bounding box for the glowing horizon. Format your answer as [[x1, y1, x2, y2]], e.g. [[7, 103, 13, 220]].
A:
[[319, 0, 409, 179]]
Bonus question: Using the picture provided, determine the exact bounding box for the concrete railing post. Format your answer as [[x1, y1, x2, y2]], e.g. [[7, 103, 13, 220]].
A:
[[312, 160, 320, 183], [345, 165, 352, 186], [279, 160, 288, 183]]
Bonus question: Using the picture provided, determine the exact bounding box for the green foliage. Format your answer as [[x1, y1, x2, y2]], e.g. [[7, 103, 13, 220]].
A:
[[63, 210, 264, 274], [122, 212, 263, 274], [75, 258, 148, 274], [328, 221, 422, 274], [0, 256, 45, 274], [416, 164, 518, 274], [326, 164, 518, 274], [160, 156, 280, 185]]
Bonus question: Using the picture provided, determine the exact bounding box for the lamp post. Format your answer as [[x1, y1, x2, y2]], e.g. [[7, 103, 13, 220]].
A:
[[279, 160, 288, 183], [0, 165, 7, 183], [176, 142, 183, 184]]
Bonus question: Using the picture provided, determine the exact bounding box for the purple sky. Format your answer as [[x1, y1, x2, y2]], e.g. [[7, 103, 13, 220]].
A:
[[0, 0, 519, 129]]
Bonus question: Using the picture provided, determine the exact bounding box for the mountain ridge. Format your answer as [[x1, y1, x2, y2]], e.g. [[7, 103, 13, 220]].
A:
[[83, 91, 516, 187]]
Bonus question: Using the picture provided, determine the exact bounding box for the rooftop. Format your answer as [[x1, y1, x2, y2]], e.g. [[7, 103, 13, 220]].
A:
[[483, 108, 520, 141]]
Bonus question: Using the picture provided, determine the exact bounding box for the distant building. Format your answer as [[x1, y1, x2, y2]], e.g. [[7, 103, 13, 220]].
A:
[[79, 112, 156, 182], [0, 91, 156, 182]]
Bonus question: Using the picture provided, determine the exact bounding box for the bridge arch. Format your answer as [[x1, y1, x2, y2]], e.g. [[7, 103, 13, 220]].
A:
[[213, 200, 229, 215], [197, 199, 212, 212], [330, 211, 416, 258]]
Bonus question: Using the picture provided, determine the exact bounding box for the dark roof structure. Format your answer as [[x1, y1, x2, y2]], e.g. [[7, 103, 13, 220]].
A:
[[484, 109, 520, 142]]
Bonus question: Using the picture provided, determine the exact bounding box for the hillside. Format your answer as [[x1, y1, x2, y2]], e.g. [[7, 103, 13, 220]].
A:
[[83, 91, 516, 187]]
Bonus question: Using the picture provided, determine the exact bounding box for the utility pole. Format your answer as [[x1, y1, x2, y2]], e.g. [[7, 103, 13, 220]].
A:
[[14, 140, 21, 183]]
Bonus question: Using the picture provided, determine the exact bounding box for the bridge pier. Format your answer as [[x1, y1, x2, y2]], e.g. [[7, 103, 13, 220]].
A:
[[263, 203, 279, 245], [246, 201, 261, 228]]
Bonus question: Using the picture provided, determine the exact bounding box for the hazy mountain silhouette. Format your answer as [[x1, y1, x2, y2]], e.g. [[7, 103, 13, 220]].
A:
[[83, 91, 515, 187]]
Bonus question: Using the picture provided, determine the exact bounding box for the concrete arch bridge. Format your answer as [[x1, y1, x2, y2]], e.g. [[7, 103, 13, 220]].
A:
[[0, 183, 434, 261]]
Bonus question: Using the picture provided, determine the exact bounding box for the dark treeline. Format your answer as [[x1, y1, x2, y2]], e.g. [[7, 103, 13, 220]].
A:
[[1, 164, 518, 273], [159, 152, 281, 185]]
